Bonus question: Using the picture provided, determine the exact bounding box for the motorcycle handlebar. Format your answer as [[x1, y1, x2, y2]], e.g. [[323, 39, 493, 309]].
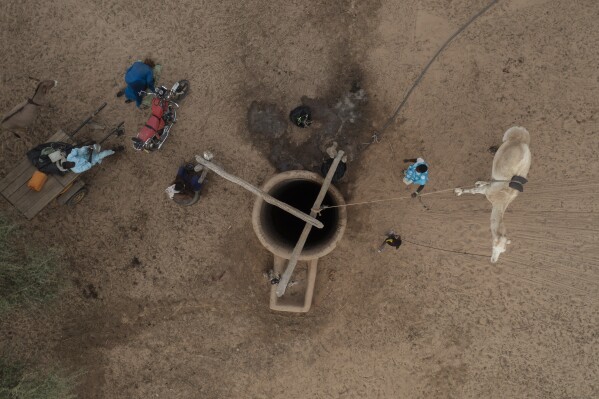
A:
[[139, 90, 177, 103]]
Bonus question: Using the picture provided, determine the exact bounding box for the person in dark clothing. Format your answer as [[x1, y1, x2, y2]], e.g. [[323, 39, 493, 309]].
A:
[[165, 163, 206, 205], [61, 161, 76, 170], [320, 141, 348, 183], [378, 230, 402, 252], [173, 166, 201, 198], [320, 158, 347, 183], [265, 269, 280, 285], [289, 105, 312, 128], [117, 58, 156, 107]]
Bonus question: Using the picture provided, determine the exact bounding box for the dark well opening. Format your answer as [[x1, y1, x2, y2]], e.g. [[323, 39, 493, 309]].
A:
[[262, 180, 340, 251]]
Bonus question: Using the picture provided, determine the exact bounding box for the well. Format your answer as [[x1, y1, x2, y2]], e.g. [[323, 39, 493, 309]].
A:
[[252, 170, 347, 312]]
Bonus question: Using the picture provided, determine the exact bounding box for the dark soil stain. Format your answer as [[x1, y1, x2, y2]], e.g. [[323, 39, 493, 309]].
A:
[[238, 0, 382, 180], [247, 81, 370, 173], [82, 283, 99, 299], [130, 256, 142, 268]]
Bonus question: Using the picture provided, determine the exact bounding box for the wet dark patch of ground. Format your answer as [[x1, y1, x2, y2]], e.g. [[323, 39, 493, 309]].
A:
[[238, 0, 382, 180], [247, 79, 371, 174]]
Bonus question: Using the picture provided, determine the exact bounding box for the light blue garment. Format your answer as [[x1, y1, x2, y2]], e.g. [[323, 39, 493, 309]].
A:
[[66, 146, 114, 174], [404, 159, 429, 186]]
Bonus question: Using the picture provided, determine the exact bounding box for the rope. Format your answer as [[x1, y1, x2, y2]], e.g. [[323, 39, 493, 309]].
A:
[[319, 178, 533, 211], [320, 187, 457, 210], [374, 0, 500, 136], [402, 238, 489, 258]]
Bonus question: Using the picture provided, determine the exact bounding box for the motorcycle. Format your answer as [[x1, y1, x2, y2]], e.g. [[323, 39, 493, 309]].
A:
[[131, 80, 190, 152]]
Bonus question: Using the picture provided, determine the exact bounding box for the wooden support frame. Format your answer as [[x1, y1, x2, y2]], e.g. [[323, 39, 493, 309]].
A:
[[194, 154, 323, 229], [275, 150, 345, 297]]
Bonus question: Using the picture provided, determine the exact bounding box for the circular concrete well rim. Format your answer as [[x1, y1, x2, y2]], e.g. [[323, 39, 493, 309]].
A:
[[252, 170, 347, 261]]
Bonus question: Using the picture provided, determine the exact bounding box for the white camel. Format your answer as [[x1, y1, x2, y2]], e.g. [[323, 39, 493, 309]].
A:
[[454, 126, 532, 263]]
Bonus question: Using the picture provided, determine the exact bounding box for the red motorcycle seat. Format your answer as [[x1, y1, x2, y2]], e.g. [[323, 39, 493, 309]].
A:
[[138, 116, 166, 142], [146, 115, 164, 131], [138, 98, 166, 142]]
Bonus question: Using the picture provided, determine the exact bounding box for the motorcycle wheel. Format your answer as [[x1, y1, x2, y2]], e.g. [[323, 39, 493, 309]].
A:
[[173, 80, 190, 101], [173, 191, 200, 206]]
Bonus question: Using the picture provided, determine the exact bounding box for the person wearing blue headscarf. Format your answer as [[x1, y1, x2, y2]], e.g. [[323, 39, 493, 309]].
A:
[[403, 157, 429, 197], [117, 59, 156, 107]]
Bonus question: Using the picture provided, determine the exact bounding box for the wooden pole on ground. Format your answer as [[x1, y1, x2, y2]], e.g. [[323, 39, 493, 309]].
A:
[[194, 154, 323, 229], [275, 150, 344, 297]]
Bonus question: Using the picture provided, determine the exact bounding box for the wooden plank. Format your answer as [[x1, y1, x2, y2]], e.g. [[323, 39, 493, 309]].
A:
[[23, 190, 61, 220], [7, 177, 66, 217], [19, 178, 66, 211], [0, 130, 70, 193], [24, 180, 81, 219], [54, 171, 79, 186], [6, 183, 36, 205], [0, 129, 89, 219], [23, 205, 46, 220], [5, 175, 73, 220], [3, 168, 75, 206], [0, 158, 33, 192], [195, 154, 324, 229], [275, 151, 344, 297], [5, 172, 64, 206], [0, 160, 36, 196]]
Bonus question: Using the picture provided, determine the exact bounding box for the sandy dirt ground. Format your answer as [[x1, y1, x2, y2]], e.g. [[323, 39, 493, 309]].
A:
[[1, 0, 598, 398]]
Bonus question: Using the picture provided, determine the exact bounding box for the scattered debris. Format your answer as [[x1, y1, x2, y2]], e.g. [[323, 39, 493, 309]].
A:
[[263, 269, 297, 287]]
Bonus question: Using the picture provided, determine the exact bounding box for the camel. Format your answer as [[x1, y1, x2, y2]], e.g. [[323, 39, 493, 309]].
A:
[[454, 126, 532, 263], [1, 79, 57, 137]]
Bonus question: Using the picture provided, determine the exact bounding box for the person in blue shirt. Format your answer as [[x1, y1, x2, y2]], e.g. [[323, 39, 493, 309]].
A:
[[403, 157, 429, 197], [116, 58, 156, 107]]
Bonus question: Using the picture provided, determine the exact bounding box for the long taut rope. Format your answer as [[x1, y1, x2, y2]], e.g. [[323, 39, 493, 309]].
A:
[[319, 187, 457, 211], [401, 238, 489, 258], [318, 179, 523, 211]]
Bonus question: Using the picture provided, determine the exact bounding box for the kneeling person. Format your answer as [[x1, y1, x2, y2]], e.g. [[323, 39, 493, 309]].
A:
[[166, 164, 207, 205]]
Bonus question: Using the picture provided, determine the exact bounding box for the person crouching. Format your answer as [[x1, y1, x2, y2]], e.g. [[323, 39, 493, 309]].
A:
[[165, 163, 206, 206]]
